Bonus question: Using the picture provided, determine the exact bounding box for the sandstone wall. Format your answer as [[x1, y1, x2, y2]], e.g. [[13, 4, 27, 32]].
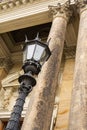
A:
[[54, 59, 75, 130]]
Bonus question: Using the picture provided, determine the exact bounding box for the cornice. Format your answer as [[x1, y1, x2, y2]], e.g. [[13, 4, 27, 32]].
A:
[[0, 0, 58, 33], [0, 0, 37, 10]]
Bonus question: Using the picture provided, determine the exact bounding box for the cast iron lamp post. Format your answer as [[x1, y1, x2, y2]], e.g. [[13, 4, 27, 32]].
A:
[[5, 35, 51, 130]]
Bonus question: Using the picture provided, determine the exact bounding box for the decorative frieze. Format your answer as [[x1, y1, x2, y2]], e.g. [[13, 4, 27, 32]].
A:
[[48, 1, 72, 21]]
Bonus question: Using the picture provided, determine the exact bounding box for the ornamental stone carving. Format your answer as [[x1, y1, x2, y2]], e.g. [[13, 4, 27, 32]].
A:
[[1, 72, 20, 110], [1, 71, 31, 111], [0, 0, 37, 11], [48, 1, 72, 21]]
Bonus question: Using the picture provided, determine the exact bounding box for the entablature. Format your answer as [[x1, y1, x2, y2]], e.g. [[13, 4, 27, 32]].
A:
[[0, 0, 59, 33]]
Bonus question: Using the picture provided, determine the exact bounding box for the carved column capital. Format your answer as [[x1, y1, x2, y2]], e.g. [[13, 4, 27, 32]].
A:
[[48, 1, 72, 21], [75, 0, 87, 14], [0, 58, 13, 73]]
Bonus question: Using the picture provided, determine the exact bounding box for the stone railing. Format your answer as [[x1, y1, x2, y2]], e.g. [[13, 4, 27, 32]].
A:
[[0, 0, 35, 10]]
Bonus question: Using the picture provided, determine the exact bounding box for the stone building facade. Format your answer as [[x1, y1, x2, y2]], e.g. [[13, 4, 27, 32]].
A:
[[0, 0, 86, 130]]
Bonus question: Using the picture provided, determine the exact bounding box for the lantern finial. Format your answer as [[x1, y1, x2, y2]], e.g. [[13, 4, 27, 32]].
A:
[[25, 34, 29, 42], [47, 38, 51, 46], [35, 32, 41, 41]]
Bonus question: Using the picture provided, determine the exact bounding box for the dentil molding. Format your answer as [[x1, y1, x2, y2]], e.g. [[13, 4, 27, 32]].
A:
[[0, 0, 38, 10], [0, 0, 58, 33]]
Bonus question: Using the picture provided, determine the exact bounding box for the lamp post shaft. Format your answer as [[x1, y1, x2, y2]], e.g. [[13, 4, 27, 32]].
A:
[[5, 78, 33, 130]]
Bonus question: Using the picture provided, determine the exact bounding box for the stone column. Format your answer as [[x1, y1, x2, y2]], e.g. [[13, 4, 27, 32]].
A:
[[69, 1, 87, 130], [21, 2, 71, 130]]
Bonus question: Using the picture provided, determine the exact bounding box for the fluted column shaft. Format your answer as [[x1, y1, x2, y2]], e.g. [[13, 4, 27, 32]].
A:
[[69, 2, 87, 130], [21, 2, 71, 130]]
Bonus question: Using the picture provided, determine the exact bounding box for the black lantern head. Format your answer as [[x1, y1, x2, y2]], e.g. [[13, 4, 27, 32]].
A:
[[23, 38, 51, 65], [22, 35, 51, 75]]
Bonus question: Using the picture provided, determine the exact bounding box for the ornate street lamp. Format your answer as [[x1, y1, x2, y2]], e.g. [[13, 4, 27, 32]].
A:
[[5, 34, 51, 130]]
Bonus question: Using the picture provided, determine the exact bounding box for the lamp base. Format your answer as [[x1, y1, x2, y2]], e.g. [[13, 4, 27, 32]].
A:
[[18, 73, 36, 87], [22, 60, 41, 75]]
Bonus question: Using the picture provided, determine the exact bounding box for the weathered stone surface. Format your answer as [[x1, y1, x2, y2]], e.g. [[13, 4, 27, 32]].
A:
[[54, 59, 74, 130], [21, 5, 69, 130], [69, 5, 87, 130]]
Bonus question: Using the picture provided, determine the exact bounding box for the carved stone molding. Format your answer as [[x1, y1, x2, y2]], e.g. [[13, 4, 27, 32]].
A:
[[48, 1, 72, 21], [0, 0, 36, 11], [0, 58, 13, 72], [74, 0, 87, 14]]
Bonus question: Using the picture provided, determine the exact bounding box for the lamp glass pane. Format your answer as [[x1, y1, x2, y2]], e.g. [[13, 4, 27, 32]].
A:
[[33, 45, 45, 61], [40, 49, 47, 62], [27, 44, 35, 59]]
